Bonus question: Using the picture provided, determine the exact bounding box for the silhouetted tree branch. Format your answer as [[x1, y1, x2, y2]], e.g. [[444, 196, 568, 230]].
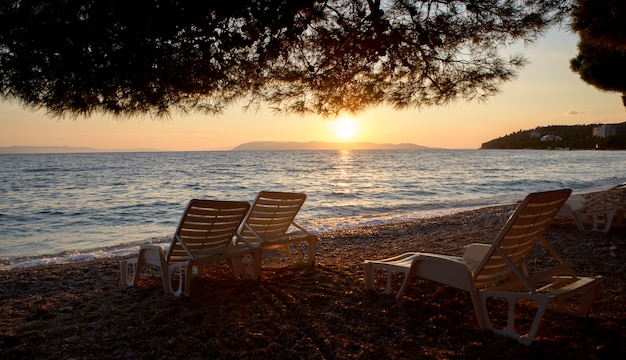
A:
[[0, 1, 571, 118]]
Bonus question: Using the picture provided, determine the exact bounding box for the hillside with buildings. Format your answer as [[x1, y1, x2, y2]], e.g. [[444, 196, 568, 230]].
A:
[[481, 122, 626, 150]]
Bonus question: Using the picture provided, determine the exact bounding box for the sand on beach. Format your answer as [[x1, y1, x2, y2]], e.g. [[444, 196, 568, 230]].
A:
[[1, 204, 625, 359]]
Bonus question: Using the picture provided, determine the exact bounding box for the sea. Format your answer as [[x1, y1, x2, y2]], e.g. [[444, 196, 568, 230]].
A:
[[1, 149, 624, 270]]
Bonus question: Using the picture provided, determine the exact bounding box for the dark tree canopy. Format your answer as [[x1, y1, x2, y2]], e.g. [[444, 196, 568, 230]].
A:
[[570, 39, 626, 107], [570, 0, 626, 51], [0, 1, 571, 118], [569, 0, 626, 107]]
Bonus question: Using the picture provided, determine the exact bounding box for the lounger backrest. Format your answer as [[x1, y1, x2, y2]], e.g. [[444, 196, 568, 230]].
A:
[[240, 191, 306, 242], [584, 183, 626, 211], [472, 189, 572, 290], [166, 199, 250, 263]]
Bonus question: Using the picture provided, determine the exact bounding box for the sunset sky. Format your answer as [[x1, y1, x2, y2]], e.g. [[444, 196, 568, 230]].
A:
[[1, 28, 625, 151]]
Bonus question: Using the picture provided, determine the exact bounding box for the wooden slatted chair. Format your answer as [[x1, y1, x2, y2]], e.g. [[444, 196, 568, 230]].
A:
[[363, 189, 603, 345], [120, 199, 260, 297], [238, 191, 317, 266]]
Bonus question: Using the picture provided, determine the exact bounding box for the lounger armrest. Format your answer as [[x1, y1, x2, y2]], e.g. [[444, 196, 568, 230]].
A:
[[567, 197, 585, 211], [139, 243, 164, 251], [463, 243, 491, 263], [168, 259, 190, 271], [412, 253, 476, 292], [137, 244, 167, 267], [241, 223, 264, 242], [195, 243, 259, 259], [232, 233, 255, 247], [290, 221, 313, 236]]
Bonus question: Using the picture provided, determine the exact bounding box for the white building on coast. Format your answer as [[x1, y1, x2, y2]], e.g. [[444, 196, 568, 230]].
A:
[[593, 125, 617, 138]]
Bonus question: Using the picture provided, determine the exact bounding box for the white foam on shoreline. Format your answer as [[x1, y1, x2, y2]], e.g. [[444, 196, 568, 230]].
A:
[[0, 206, 490, 271], [300, 205, 487, 233], [0, 240, 170, 271]]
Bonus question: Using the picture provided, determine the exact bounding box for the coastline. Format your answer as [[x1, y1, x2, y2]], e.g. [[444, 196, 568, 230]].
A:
[[0, 204, 489, 271], [3, 150, 625, 266], [1, 204, 624, 358]]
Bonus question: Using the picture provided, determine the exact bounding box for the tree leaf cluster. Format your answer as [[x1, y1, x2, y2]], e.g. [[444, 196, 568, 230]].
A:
[[569, 0, 626, 107], [480, 122, 626, 150], [0, 0, 571, 118]]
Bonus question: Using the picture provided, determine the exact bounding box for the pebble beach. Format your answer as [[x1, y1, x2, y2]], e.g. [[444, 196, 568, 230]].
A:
[[1, 204, 625, 359]]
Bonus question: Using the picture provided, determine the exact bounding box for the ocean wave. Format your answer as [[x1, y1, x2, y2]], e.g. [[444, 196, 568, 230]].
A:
[[0, 207, 477, 270], [1, 149, 624, 269]]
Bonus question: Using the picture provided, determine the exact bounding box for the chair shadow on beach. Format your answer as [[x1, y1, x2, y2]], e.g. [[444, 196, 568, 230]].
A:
[[362, 189, 604, 345]]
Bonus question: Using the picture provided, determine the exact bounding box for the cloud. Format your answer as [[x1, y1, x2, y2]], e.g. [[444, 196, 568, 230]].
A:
[[565, 110, 584, 115]]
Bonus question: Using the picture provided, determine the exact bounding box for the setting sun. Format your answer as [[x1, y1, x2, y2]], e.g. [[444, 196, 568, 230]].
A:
[[332, 116, 358, 141]]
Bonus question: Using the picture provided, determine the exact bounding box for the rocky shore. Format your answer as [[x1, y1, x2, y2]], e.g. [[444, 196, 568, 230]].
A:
[[1, 205, 625, 359]]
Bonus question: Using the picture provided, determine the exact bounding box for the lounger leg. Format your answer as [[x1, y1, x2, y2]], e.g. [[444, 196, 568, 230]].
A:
[[479, 290, 551, 346], [230, 250, 261, 281], [595, 210, 615, 233], [279, 238, 316, 266], [167, 261, 192, 297], [279, 237, 317, 267], [280, 245, 298, 265], [120, 247, 152, 286], [251, 250, 261, 280], [521, 297, 550, 346], [575, 210, 615, 233], [361, 262, 394, 295], [548, 277, 603, 317], [362, 262, 410, 298], [395, 266, 417, 300], [306, 236, 317, 266], [362, 262, 375, 291], [120, 258, 139, 286], [572, 214, 586, 232], [121, 245, 182, 295], [362, 253, 421, 299]]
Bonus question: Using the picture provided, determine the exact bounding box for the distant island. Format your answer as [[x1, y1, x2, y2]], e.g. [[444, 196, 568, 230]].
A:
[[481, 122, 626, 150], [231, 141, 430, 151], [0, 142, 429, 154]]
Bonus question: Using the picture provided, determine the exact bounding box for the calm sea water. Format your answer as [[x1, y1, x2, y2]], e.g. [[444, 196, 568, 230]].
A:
[[1, 149, 624, 269]]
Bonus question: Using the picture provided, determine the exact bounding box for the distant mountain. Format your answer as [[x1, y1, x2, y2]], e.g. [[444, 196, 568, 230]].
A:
[[231, 141, 430, 151], [480, 122, 626, 150], [0, 143, 429, 154], [0, 146, 160, 154]]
